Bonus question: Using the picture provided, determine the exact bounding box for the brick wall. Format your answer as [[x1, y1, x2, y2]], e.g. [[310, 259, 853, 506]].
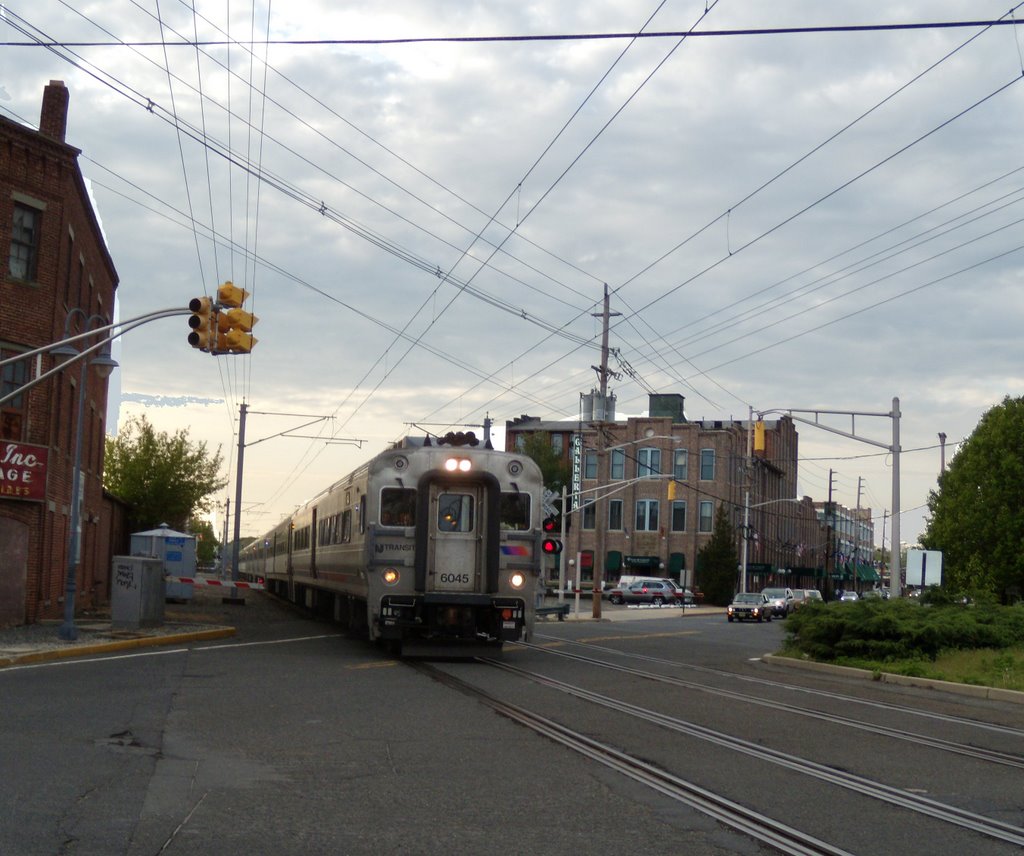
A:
[[0, 82, 119, 624]]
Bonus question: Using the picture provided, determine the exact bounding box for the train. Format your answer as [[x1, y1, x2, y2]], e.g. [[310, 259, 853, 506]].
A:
[[238, 432, 547, 654]]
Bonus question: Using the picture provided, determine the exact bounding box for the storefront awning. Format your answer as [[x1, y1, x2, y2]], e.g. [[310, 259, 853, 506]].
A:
[[856, 564, 880, 582]]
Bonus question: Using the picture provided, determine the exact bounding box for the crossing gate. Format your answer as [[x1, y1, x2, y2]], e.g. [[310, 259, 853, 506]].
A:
[[164, 575, 265, 591]]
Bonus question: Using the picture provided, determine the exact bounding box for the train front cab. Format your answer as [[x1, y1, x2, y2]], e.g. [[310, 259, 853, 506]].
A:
[[376, 464, 535, 651]]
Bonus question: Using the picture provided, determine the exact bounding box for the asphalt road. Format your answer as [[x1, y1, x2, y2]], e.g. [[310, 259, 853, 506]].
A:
[[2, 591, 1021, 856]]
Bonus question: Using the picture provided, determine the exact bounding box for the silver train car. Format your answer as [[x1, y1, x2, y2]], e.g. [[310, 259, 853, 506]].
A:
[[238, 433, 546, 653]]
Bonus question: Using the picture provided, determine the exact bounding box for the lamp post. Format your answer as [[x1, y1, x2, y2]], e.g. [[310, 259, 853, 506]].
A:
[[740, 497, 801, 595], [51, 311, 118, 641]]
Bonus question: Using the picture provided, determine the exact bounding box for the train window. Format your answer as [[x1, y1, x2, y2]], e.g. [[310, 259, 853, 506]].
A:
[[380, 487, 416, 527], [438, 493, 474, 532], [499, 492, 531, 530], [341, 509, 352, 542], [358, 495, 365, 534]]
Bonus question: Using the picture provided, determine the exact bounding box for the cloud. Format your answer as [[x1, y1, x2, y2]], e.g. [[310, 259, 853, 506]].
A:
[[7, 2, 1022, 542]]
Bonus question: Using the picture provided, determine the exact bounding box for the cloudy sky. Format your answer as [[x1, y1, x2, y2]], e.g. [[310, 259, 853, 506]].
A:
[[4, 2, 1023, 546]]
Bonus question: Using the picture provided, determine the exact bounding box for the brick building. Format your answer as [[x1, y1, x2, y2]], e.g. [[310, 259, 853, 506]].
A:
[[0, 81, 122, 626], [507, 393, 828, 593]]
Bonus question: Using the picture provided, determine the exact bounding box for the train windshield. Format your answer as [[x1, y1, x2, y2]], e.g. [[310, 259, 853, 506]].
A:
[[438, 493, 474, 532], [499, 492, 531, 530], [380, 487, 416, 527]]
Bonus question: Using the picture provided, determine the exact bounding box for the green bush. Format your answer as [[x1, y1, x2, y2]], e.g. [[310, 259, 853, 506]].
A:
[[784, 600, 1024, 663]]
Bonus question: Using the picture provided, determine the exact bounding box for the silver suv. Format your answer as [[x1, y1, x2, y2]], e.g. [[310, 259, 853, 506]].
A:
[[760, 587, 795, 618]]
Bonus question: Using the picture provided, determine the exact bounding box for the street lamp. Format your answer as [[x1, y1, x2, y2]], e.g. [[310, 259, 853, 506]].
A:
[[51, 311, 118, 641], [740, 497, 801, 594]]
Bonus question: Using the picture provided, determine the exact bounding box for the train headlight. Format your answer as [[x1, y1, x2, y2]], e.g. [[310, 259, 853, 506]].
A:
[[509, 572, 526, 589], [382, 568, 400, 585], [444, 457, 472, 472]]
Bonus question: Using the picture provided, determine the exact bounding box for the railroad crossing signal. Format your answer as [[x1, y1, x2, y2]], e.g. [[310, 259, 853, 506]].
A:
[[541, 515, 562, 555]]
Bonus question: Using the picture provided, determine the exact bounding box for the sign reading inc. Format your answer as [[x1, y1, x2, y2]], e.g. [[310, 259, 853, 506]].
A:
[[0, 441, 48, 501]]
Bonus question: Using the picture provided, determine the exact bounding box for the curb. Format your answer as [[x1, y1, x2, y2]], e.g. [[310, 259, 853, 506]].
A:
[[761, 653, 1024, 705], [0, 626, 236, 669]]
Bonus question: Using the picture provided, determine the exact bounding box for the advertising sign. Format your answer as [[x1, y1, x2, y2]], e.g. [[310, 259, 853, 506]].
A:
[[905, 549, 943, 588], [0, 440, 48, 502]]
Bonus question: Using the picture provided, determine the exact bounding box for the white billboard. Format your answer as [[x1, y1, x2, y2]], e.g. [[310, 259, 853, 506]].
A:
[[905, 549, 943, 588]]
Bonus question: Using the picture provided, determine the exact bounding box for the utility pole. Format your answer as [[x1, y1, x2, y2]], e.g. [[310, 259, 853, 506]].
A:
[[938, 431, 947, 475], [825, 469, 836, 600], [853, 476, 863, 592], [739, 407, 754, 594], [229, 402, 248, 592], [591, 284, 620, 620]]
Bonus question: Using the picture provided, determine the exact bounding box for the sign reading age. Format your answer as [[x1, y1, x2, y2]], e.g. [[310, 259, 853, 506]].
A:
[[0, 441, 49, 502]]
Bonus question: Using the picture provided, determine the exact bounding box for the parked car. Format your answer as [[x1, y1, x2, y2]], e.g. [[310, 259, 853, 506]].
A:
[[860, 588, 884, 600], [606, 577, 692, 605], [838, 590, 860, 602], [760, 587, 795, 617], [790, 589, 820, 610], [791, 588, 823, 610], [727, 592, 773, 622], [619, 580, 687, 606]]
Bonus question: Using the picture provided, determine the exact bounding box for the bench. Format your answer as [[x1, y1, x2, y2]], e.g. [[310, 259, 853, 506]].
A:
[[535, 603, 571, 621]]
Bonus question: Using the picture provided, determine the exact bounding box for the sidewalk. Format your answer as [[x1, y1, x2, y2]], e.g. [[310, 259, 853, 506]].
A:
[[0, 592, 237, 669]]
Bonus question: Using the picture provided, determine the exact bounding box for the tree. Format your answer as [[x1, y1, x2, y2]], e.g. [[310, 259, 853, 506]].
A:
[[695, 504, 739, 606], [104, 414, 227, 533], [920, 395, 1024, 603], [521, 432, 572, 492], [190, 517, 220, 566]]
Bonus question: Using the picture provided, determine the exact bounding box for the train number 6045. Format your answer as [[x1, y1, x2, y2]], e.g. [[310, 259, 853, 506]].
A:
[[439, 573, 470, 584]]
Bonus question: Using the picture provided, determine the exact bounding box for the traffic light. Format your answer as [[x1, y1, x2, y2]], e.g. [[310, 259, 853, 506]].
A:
[[187, 296, 217, 350], [217, 280, 249, 308], [217, 306, 259, 354]]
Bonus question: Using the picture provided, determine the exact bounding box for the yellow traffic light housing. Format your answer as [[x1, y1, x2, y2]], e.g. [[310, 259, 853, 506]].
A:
[[217, 306, 258, 354], [189, 285, 258, 355], [217, 280, 250, 308], [187, 296, 217, 350]]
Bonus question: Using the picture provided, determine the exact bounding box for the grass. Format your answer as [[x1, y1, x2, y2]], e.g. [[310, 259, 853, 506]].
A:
[[806, 646, 1024, 691], [779, 596, 1024, 693]]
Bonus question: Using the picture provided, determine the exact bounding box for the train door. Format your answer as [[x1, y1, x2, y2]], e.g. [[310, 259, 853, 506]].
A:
[[429, 482, 484, 592]]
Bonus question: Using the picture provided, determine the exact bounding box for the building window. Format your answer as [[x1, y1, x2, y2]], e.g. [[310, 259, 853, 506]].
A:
[[635, 499, 659, 532], [9, 203, 41, 281], [671, 501, 687, 532], [610, 448, 625, 480], [698, 500, 714, 533], [673, 449, 688, 480], [514, 433, 526, 451], [700, 448, 715, 480], [582, 500, 596, 530], [550, 433, 563, 455], [584, 449, 597, 479], [637, 447, 661, 478], [0, 352, 27, 440], [608, 499, 623, 530]]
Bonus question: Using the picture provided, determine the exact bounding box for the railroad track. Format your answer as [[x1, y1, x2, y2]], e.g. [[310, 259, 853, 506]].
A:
[[411, 661, 852, 856], [411, 655, 1024, 853], [521, 641, 1024, 769]]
